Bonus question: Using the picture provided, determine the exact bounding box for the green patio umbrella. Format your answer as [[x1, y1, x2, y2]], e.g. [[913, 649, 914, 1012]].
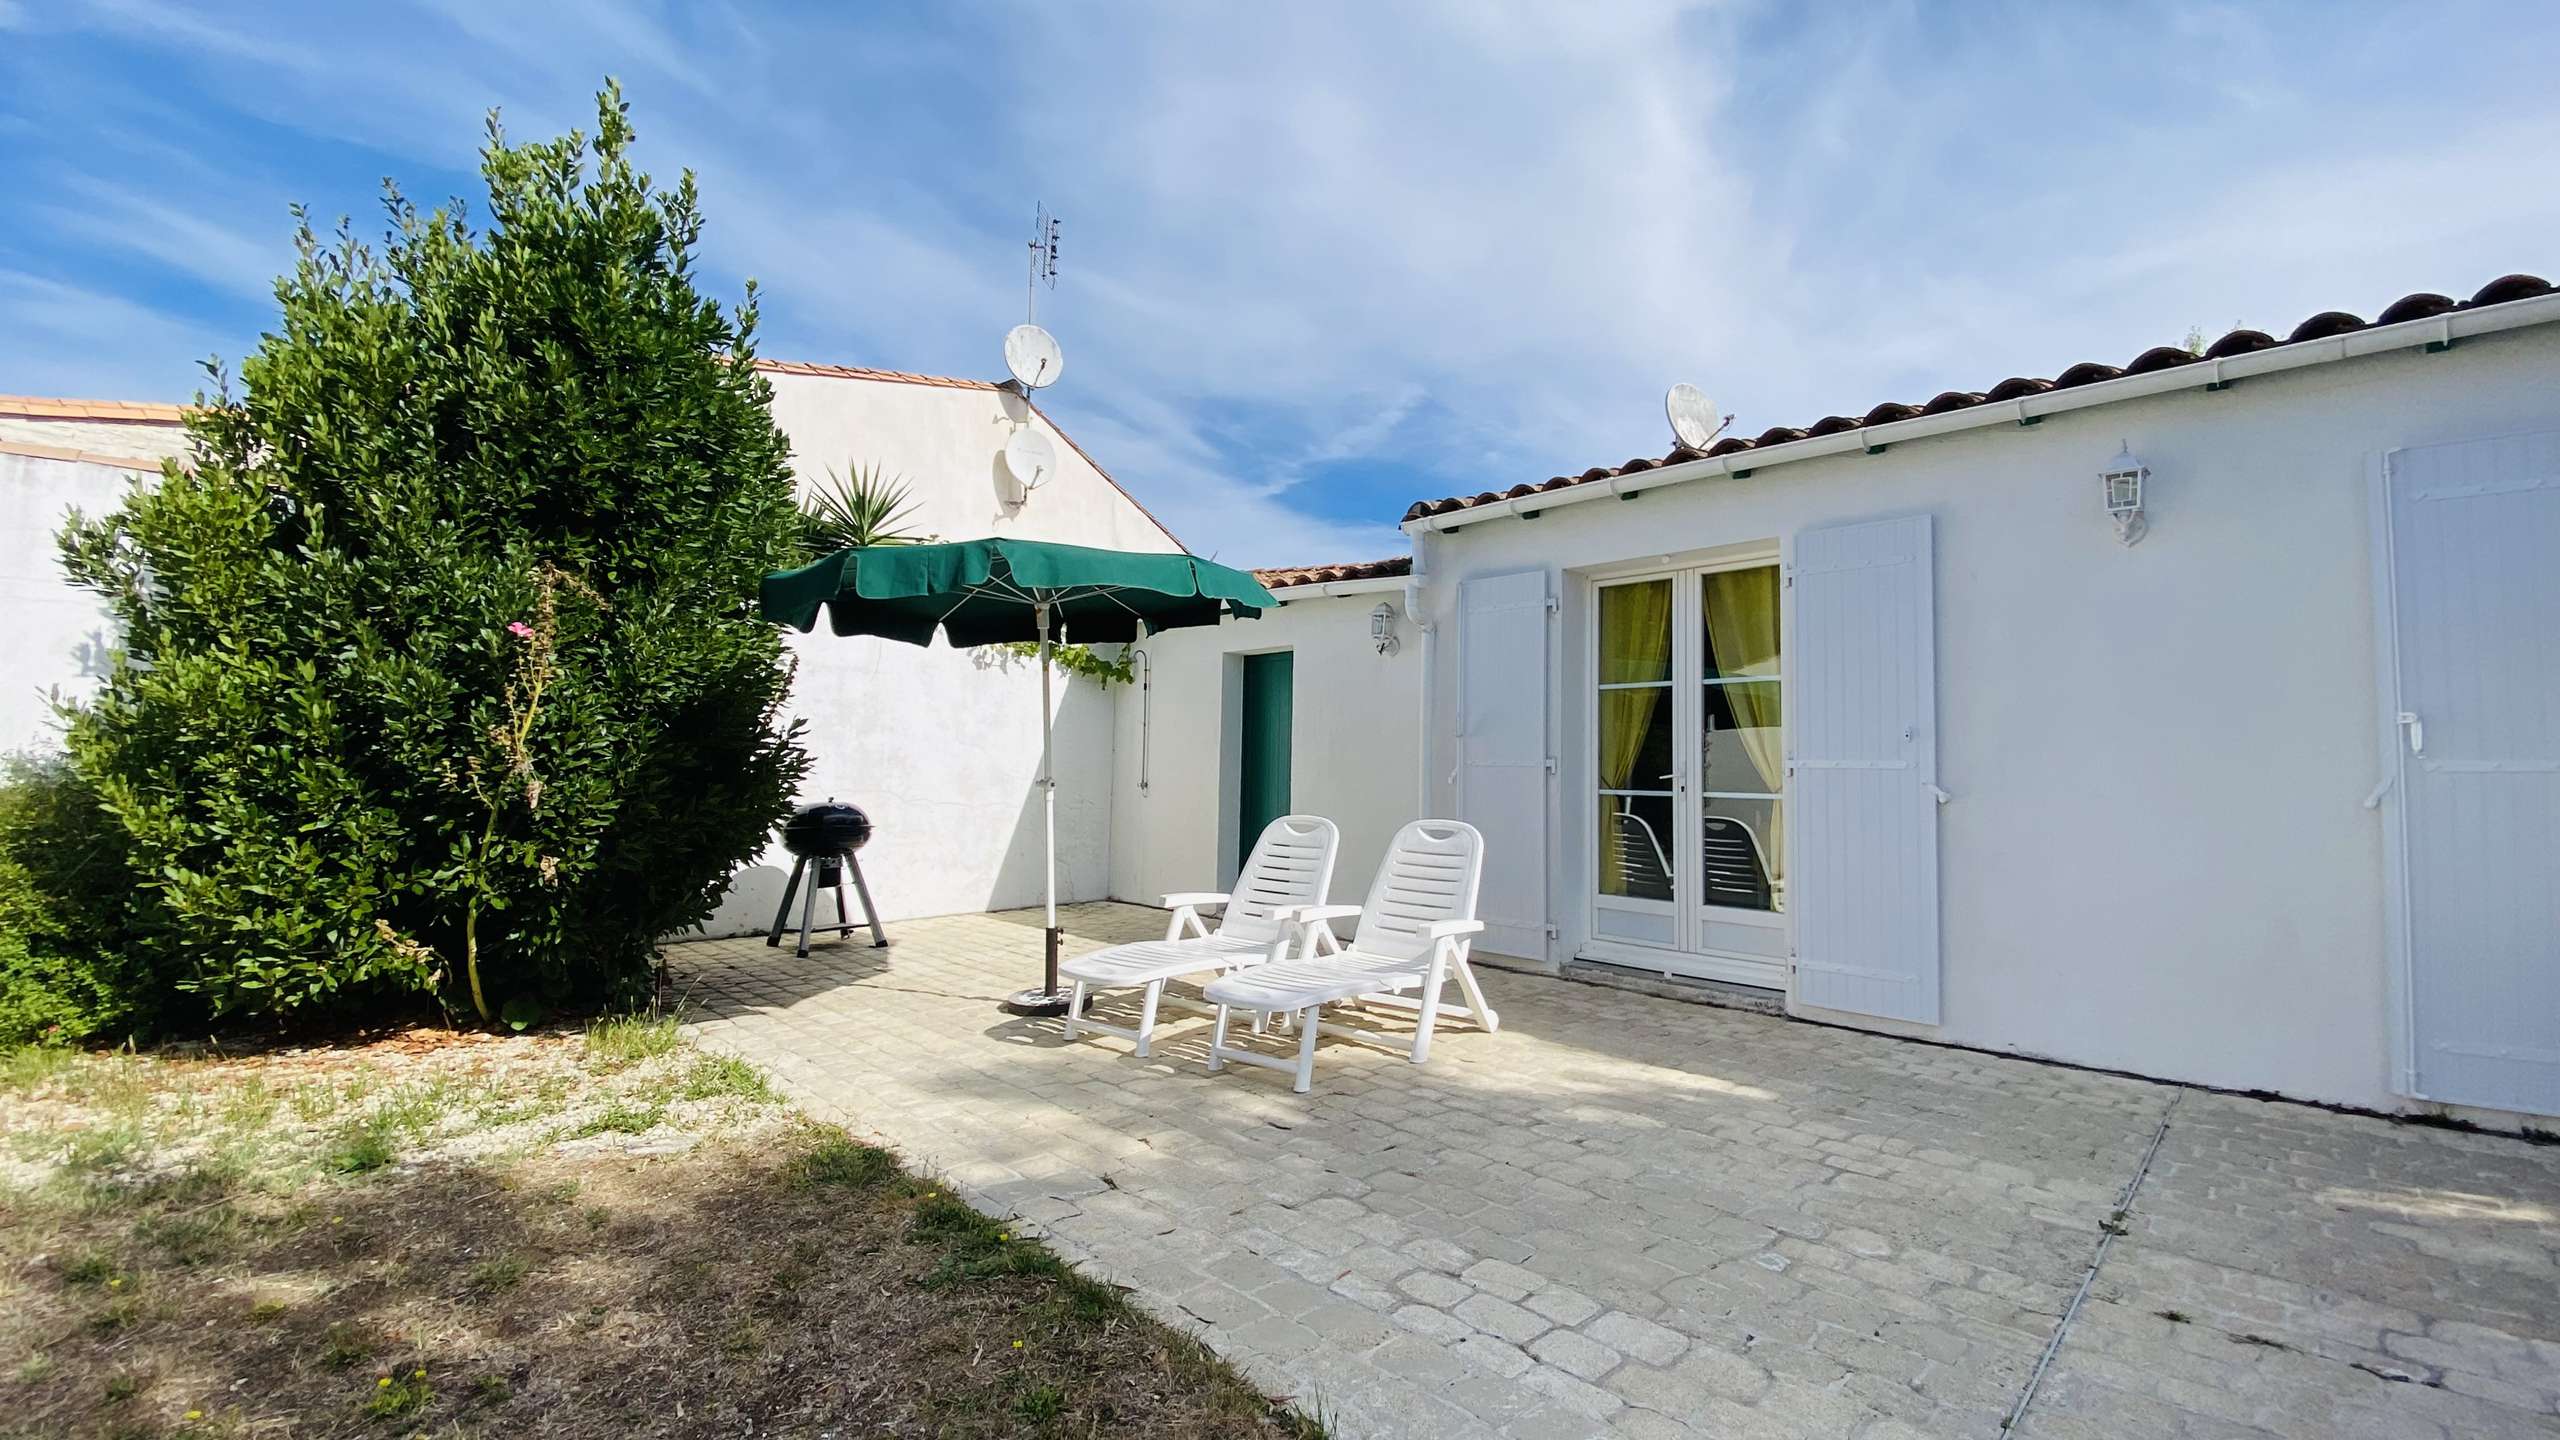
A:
[[762, 537, 1277, 1014]]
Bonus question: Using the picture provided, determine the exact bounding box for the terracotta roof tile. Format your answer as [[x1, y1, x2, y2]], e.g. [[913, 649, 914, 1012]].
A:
[[2374, 292, 2456, 325], [0, 394, 188, 423], [2470, 273, 2549, 306], [2285, 311, 2365, 343], [1401, 272, 2558, 523], [2123, 345, 2200, 374], [2201, 329, 2278, 359], [0, 439, 176, 473], [1252, 556, 1412, 590], [749, 358, 1002, 391]]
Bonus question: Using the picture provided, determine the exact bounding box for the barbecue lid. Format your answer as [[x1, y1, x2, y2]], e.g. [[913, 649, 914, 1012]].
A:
[[782, 799, 873, 856]]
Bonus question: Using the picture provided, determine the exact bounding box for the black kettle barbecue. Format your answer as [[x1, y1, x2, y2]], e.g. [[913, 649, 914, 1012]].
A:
[[766, 799, 889, 956]]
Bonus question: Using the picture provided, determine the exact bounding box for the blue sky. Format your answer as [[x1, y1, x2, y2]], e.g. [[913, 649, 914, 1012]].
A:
[[3, 2, 2554, 566]]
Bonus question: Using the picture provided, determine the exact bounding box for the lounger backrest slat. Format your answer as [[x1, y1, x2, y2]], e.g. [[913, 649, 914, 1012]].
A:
[[1350, 820, 1484, 961], [1221, 815, 1340, 943]]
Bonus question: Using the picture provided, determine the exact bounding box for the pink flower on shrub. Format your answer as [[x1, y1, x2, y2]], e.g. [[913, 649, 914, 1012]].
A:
[[507, 622, 534, 639]]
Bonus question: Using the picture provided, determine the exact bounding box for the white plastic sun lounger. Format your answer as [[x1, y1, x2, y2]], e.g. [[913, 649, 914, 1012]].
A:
[[1203, 819, 1496, 1092], [1058, 814, 1339, 1056]]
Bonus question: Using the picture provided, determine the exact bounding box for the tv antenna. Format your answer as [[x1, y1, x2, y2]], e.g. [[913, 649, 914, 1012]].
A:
[[1026, 203, 1060, 324], [1005, 204, 1065, 393]]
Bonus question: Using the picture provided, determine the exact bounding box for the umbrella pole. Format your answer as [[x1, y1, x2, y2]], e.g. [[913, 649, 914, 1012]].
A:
[[1039, 600, 1060, 995], [1004, 600, 1072, 1017]]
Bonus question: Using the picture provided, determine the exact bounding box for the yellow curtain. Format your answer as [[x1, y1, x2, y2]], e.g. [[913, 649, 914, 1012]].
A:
[[1702, 567, 1784, 896], [1597, 581, 1671, 894]]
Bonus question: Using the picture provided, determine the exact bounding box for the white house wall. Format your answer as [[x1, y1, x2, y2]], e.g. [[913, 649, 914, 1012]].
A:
[[1108, 591, 1420, 918], [1410, 322, 2560, 1115], [0, 450, 155, 754], [697, 369, 1184, 934], [0, 377, 1171, 936], [757, 369, 1180, 554]]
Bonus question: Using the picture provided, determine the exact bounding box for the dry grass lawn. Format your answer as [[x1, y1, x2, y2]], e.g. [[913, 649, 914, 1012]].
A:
[[0, 1020, 1325, 1439]]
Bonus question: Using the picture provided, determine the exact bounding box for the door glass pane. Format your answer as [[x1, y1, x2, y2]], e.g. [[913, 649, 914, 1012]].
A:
[[1598, 579, 1673, 684], [1599, 686, 1672, 792], [1701, 565, 1784, 913], [1700, 681, 1781, 794], [1700, 566, 1780, 680], [1701, 795, 1783, 912], [1599, 793, 1675, 901]]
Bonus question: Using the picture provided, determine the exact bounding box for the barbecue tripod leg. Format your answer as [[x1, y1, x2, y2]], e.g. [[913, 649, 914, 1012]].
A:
[[846, 853, 889, 947], [765, 857, 805, 948], [794, 869, 820, 958]]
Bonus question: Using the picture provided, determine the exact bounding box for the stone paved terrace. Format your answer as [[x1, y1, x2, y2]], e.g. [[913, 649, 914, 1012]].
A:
[[675, 903, 2560, 1439]]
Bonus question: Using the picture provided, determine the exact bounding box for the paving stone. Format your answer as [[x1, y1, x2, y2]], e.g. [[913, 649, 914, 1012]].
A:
[[678, 902, 2560, 1440], [1529, 1285, 1606, 1327], [1396, 1269, 1475, 1308], [1522, 1361, 1628, 1418], [1588, 1310, 1689, 1367], [1456, 1291, 1550, 1345], [1405, 1236, 1477, 1272], [1328, 1271, 1401, 1312], [1369, 1332, 1469, 1387], [1227, 1313, 1321, 1359], [1392, 1303, 1474, 1343], [1462, 1256, 1545, 1301], [1530, 1326, 1625, 1381], [1451, 1331, 1535, 1379]]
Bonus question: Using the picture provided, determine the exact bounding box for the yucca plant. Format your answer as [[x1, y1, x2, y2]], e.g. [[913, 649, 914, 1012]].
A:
[[802, 462, 926, 553]]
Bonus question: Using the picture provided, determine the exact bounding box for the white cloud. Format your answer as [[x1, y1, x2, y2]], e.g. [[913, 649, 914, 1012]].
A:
[[15, 0, 2560, 558], [39, 178, 290, 305], [0, 270, 233, 401]]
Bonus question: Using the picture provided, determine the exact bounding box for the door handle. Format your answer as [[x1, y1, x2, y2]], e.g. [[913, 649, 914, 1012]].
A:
[[2397, 712, 2425, 756]]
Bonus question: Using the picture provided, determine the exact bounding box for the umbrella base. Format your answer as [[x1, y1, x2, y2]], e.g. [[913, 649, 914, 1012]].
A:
[[1001, 986, 1076, 1018]]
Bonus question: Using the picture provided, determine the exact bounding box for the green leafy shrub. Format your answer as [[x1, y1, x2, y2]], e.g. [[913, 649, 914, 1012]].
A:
[[0, 755, 155, 1044], [54, 84, 808, 1025]]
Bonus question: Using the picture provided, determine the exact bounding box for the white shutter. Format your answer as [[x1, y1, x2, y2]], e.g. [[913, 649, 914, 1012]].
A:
[[1458, 570, 1550, 962], [2383, 431, 2560, 1115], [1791, 515, 1941, 1023]]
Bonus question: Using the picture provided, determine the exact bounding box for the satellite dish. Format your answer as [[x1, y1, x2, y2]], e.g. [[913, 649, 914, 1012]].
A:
[[1003, 426, 1059, 492], [1005, 323, 1063, 390], [1666, 382, 1723, 451]]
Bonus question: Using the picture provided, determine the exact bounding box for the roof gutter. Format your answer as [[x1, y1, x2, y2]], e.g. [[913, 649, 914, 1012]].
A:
[[1263, 575, 1409, 602], [1402, 290, 2560, 537]]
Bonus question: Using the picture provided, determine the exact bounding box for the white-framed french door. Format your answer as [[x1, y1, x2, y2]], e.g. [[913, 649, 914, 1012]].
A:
[[1584, 553, 1789, 988]]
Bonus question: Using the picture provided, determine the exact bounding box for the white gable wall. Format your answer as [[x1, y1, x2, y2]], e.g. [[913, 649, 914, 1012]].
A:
[[696, 368, 1184, 936], [1407, 321, 2560, 1115], [0, 450, 152, 753]]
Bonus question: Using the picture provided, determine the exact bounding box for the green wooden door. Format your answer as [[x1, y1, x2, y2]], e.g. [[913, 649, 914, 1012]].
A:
[[1237, 651, 1294, 871]]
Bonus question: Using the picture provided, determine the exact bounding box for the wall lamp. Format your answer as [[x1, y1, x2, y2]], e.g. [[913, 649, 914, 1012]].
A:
[[2102, 441, 2150, 546]]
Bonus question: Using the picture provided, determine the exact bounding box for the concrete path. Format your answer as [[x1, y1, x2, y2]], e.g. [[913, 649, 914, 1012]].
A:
[[676, 903, 2560, 1439]]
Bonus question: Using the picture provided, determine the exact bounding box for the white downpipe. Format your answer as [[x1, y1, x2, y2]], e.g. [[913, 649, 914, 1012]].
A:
[[1130, 646, 1151, 796], [1407, 541, 1433, 822], [1400, 292, 2560, 538]]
